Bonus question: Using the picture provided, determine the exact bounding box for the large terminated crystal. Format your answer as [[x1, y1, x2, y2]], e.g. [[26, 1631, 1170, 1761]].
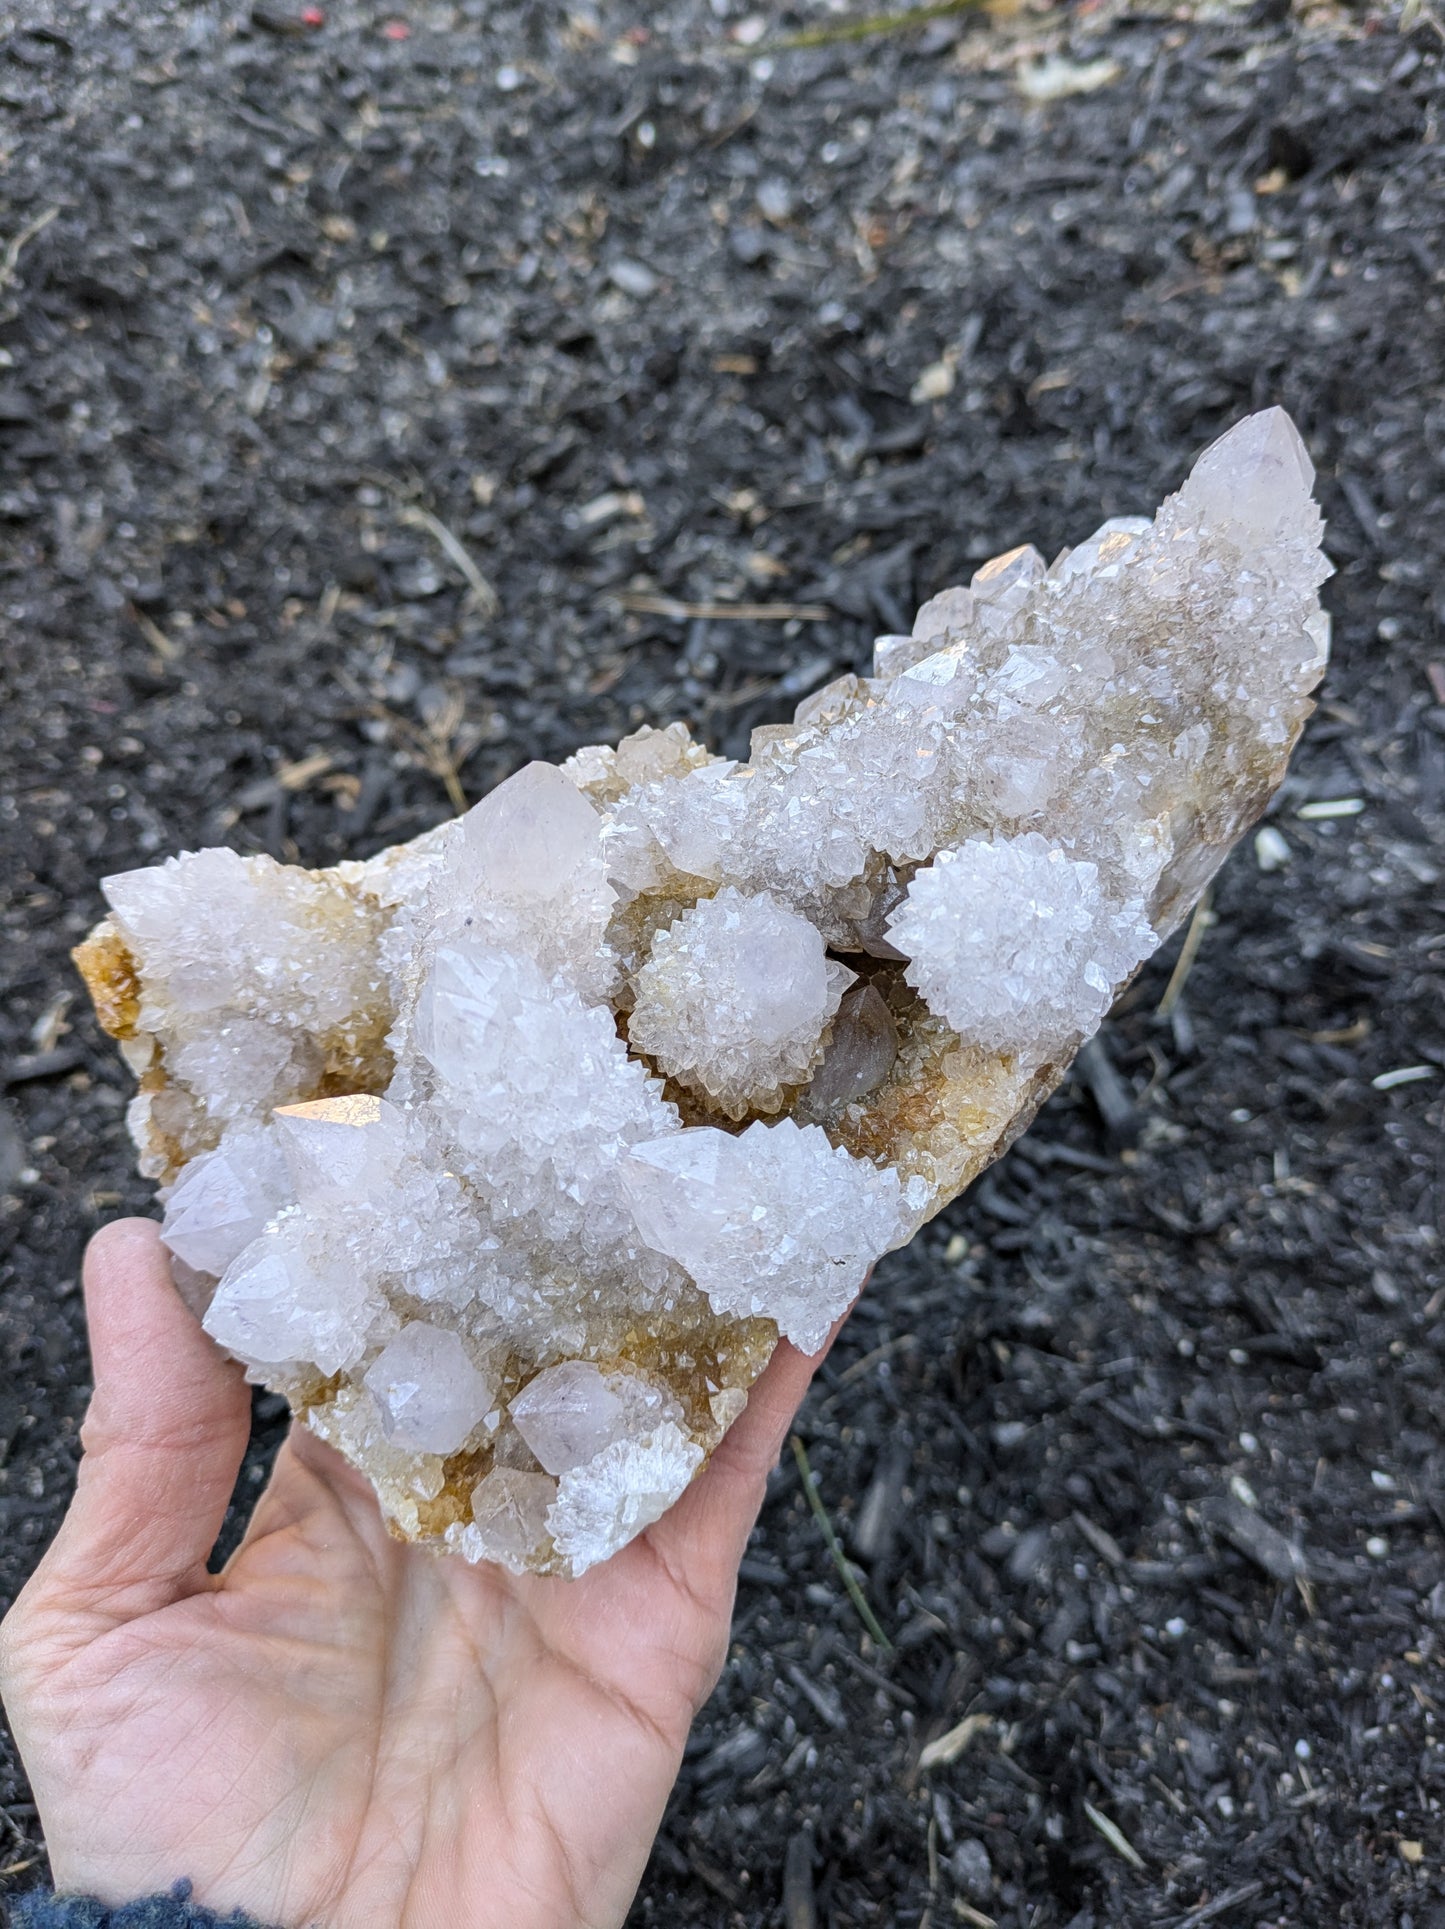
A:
[[75, 411, 1331, 1576]]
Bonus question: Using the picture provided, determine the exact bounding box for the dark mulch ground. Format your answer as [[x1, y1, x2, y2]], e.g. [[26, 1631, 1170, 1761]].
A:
[[2, 1, 1444, 1923]]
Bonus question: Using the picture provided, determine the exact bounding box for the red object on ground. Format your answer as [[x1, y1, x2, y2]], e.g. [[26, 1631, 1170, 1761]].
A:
[[301, 5, 324, 23], [382, 17, 411, 37]]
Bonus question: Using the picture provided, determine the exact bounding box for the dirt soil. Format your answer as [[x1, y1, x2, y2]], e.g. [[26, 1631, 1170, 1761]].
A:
[[2, 1, 1444, 1924]]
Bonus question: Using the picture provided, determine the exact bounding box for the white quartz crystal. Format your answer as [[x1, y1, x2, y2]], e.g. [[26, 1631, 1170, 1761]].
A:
[[205, 1224, 382, 1377], [159, 1123, 291, 1280], [468, 1467, 558, 1573], [621, 1119, 927, 1354], [420, 760, 619, 1007], [547, 1422, 704, 1570], [364, 1322, 494, 1456], [76, 411, 1331, 1576], [510, 1360, 680, 1474], [628, 887, 854, 1116], [886, 835, 1156, 1059]]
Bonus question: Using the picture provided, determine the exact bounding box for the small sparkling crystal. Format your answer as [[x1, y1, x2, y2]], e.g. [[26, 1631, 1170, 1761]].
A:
[[627, 887, 854, 1117], [621, 1119, 926, 1354], [886, 835, 1156, 1059], [75, 413, 1331, 1575]]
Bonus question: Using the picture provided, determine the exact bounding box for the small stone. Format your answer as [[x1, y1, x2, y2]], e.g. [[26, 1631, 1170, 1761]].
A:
[[949, 1838, 992, 1902], [756, 178, 794, 223], [1255, 825, 1292, 872], [608, 257, 659, 298], [910, 357, 955, 404]]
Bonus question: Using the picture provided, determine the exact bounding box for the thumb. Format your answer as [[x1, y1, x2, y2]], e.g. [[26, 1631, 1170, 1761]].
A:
[[31, 1217, 252, 1627], [644, 1308, 849, 1604]]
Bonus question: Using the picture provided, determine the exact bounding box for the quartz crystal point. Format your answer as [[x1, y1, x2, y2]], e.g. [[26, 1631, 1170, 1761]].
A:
[[74, 411, 1332, 1576]]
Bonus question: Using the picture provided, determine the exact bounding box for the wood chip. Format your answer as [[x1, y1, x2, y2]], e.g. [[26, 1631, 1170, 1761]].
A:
[[1072, 1509, 1127, 1570], [277, 751, 335, 791], [919, 1712, 991, 1770], [783, 1830, 817, 1929], [28, 990, 72, 1053], [1174, 1882, 1266, 1927], [1297, 797, 1364, 820], [1083, 1799, 1146, 1870], [1017, 55, 1121, 102], [1198, 1493, 1307, 1584]]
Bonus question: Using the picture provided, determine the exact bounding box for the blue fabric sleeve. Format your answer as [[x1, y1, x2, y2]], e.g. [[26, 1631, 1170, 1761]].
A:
[[5, 1879, 273, 1928]]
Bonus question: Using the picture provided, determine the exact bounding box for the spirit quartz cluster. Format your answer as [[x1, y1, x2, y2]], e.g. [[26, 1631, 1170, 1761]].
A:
[[76, 410, 1332, 1576]]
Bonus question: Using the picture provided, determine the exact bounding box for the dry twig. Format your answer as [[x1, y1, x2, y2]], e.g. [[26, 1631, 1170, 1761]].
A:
[[1083, 1800, 1146, 1870], [127, 602, 180, 662], [753, 0, 985, 51], [614, 592, 829, 622], [398, 503, 501, 619], [1156, 887, 1214, 1018]]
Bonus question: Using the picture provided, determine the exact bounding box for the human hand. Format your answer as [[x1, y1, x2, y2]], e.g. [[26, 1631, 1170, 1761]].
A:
[[0, 1219, 832, 1928]]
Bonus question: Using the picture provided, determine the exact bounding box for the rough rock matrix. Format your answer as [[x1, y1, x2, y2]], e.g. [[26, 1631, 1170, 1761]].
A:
[[75, 411, 1331, 1576]]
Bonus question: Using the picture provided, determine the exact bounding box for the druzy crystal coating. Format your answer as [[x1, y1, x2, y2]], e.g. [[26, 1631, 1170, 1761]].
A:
[[75, 411, 1331, 1576]]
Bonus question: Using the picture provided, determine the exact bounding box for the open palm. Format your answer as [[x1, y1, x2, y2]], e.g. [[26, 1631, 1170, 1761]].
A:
[[0, 1220, 829, 1929]]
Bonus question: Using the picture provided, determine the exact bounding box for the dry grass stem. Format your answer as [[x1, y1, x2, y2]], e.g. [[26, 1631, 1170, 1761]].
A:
[[1082, 1800, 1146, 1870], [1156, 887, 1214, 1018], [0, 205, 58, 292], [791, 1434, 894, 1651], [398, 503, 501, 618]]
